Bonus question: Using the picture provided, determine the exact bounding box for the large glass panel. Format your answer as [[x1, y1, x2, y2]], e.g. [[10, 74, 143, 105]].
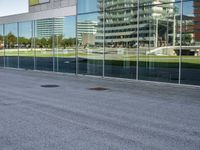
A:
[[77, 12, 103, 76], [138, 1, 181, 83], [55, 16, 76, 73], [104, 0, 137, 79], [35, 18, 54, 71], [0, 25, 4, 67], [181, 0, 200, 85], [19, 21, 34, 70], [4, 23, 18, 68]]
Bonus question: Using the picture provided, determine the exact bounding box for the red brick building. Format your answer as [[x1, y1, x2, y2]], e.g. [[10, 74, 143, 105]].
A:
[[193, 1, 200, 44]]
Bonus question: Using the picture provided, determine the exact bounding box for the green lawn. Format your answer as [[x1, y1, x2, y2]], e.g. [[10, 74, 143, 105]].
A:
[[0, 50, 199, 65]]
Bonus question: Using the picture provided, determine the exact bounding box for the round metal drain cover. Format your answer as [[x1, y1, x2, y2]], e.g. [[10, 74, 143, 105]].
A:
[[88, 87, 108, 91], [40, 84, 60, 88]]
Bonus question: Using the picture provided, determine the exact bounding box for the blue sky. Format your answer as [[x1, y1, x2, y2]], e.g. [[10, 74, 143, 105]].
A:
[[0, 0, 28, 17], [183, 1, 193, 16], [78, 0, 97, 13]]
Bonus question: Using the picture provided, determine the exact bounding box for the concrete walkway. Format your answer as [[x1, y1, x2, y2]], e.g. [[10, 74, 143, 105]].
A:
[[0, 68, 200, 150]]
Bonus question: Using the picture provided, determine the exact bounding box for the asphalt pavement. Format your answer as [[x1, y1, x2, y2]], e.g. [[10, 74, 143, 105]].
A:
[[0, 68, 200, 150]]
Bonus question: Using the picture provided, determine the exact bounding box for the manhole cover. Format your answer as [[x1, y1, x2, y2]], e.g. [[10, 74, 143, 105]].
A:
[[88, 87, 109, 91], [40, 84, 60, 88]]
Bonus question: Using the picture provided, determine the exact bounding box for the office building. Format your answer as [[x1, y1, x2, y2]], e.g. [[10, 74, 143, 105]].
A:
[[36, 18, 64, 38], [77, 20, 97, 46], [96, 0, 175, 47]]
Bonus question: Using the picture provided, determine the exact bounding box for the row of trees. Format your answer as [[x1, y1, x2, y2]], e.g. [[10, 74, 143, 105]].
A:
[[0, 33, 76, 49]]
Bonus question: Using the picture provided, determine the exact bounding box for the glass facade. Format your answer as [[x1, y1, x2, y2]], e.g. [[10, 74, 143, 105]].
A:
[[104, 0, 137, 79], [4, 23, 18, 68], [56, 16, 76, 73], [0, 25, 3, 67], [138, 1, 181, 83], [19, 21, 34, 70], [182, 0, 200, 85], [0, 0, 199, 85], [77, 13, 103, 76], [35, 18, 54, 71]]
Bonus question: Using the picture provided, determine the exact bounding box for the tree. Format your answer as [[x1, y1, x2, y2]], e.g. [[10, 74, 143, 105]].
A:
[[182, 34, 192, 45], [61, 38, 76, 48], [7, 32, 17, 48], [0, 35, 3, 42], [18, 37, 31, 48], [40, 38, 48, 48], [47, 36, 53, 48]]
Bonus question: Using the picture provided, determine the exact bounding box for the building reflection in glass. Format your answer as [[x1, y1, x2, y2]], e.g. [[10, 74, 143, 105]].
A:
[[0, 0, 199, 85]]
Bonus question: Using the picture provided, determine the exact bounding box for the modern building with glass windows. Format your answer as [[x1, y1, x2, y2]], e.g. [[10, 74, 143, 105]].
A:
[[36, 18, 64, 38], [96, 0, 175, 47], [0, 0, 199, 86], [77, 20, 97, 46]]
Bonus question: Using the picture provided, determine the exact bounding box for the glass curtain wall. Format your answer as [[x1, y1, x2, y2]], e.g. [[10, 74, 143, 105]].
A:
[[18, 21, 34, 70], [0, 0, 199, 86], [4, 23, 18, 68], [0, 25, 4, 67], [55, 16, 76, 73], [138, 1, 181, 83], [104, 0, 137, 79], [181, 0, 200, 85], [35, 18, 54, 71], [77, 0, 103, 76]]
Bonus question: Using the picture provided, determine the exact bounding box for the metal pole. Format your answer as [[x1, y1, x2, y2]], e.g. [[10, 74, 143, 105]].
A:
[[3, 24, 5, 68], [179, 0, 183, 84], [155, 18, 158, 48], [167, 17, 169, 47], [75, 0, 78, 75], [136, 0, 140, 80], [56, 35, 59, 72], [33, 20, 36, 70], [173, 14, 176, 46], [31, 21, 34, 70], [102, 0, 105, 78], [17, 22, 19, 69], [52, 18, 55, 72]]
